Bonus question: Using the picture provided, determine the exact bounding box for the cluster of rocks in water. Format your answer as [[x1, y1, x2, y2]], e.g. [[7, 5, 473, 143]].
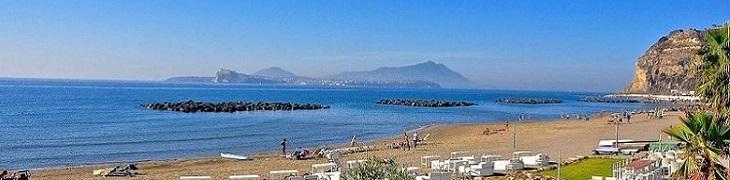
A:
[[141, 100, 330, 113], [376, 99, 475, 107], [496, 97, 562, 104]]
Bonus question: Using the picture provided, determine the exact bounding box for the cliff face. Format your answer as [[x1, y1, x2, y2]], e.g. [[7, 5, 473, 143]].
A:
[[624, 29, 705, 94]]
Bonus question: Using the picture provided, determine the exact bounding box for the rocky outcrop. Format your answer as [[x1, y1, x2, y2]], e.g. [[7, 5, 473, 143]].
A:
[[624, 29, 705, 94], [141, 100, 330, 113], [377, 99, 475, 107]]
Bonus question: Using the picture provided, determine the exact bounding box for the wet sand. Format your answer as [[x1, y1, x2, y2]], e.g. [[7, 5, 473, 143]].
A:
[[32, 111, 682, 180]]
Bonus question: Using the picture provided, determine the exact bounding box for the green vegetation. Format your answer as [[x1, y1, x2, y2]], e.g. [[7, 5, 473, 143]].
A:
[[542, 158, 622, 180], [342, 158, 413, 180], [663, 112, 730, 179], [667, 23, 730, 180], [697, 24, 730, 114]]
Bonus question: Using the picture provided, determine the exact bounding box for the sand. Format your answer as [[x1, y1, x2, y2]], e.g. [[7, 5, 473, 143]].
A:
[[30, 111, 683, 180]]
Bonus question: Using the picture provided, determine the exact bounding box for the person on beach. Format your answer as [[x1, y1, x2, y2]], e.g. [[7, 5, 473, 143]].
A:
[[0, 171, 6, 179], [350, 135, 357, 147], [412, 132, 419, 148], [280, 138, 287, 156], [403, 133, 410, 151]]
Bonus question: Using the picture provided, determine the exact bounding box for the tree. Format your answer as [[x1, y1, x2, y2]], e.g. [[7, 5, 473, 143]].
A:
[[663, 112, 730, 180], [341, 158, 413, 180], [697, 25, 730, 114]]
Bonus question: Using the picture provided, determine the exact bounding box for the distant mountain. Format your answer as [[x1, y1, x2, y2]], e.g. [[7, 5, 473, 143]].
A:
[[212, 69, 281, 84], [253, 67, 300, 78], [326, 61, 471, 88]]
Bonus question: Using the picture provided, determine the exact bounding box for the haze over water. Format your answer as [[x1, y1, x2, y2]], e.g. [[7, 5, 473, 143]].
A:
[[0, 79, 661, 169]]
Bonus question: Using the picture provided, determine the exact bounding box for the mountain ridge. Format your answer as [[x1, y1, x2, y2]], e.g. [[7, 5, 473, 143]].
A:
[[326, 61, 471, 88]]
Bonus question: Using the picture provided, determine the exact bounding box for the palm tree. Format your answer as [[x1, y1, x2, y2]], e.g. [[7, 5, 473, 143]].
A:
[[697, 24, 730, 114], [663, 112, 730, 180]]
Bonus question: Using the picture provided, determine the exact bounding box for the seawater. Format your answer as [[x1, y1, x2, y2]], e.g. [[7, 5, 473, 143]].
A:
[[0, 78, 658, 169]]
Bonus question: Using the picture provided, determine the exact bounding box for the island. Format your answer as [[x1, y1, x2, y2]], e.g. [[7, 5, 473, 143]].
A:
[[141, 100, 330, 113]]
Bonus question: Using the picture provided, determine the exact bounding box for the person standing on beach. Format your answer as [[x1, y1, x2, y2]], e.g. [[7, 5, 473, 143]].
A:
[[280, 138, 287, 156], [412, 132, 419, 148]]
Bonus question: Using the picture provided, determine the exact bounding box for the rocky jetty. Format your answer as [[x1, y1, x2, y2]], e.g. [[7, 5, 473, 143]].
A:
[[141, 100, 330, 113], [496, 97, 562, 104], [376, 99, 475, 107]]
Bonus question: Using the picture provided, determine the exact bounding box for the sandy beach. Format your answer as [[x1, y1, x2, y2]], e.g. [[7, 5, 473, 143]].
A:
[[31, 111, 682, 180]]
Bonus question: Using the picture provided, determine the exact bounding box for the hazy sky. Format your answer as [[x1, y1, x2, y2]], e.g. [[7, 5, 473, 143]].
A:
[[1, 1, 728, 92]]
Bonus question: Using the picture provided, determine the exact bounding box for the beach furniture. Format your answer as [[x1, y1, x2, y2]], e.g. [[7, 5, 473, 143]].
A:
[[429, 171, 452, 180], [591, 176, 604, 180], [480, 155, 501, 163], [447, 160, 468, 172], [519, 153, 550, 167], [604, 177, 616, 180], [430, 160, 448, 171], [180, 176, 211, 180], [469, 162, 495, 177], [229, 175, 260, 180], [269, 170, 298, 179], [449, 151, 470, 159], [311, 162, 337, 173], [421, 155, 440, 167], [313, 171, 340, 180], [287, 176, 304, 180]]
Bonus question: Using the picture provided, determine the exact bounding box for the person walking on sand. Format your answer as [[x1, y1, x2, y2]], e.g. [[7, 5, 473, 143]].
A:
[[280, 138, 287, 156], [403, 133, 411, 151]]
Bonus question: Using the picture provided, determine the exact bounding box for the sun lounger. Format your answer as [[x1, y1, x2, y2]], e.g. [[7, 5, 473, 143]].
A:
[[480, 155, 501, 163], [421, 155, 441, 167], [519, 153, 550, 167], [311, 162, 337, 173], [313, 171, 341, 180], [604, 177, 616, 180], [429, 171, 452, 180], [287, 176, 304, 180], [269, 170, 298, 179], [591, 176, 604, 180], [180, 176, 211, 180], [449, 151, 470, 159], [229, 175, 260, 180], [221, 153, 253, 160], [468, 162, 494, 177]]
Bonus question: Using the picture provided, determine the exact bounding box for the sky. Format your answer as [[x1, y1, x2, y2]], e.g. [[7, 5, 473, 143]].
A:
[[1, 1, 728, 92]]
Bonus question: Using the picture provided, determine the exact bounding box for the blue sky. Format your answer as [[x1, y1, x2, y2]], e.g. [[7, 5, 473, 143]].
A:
[[1, 1, 728, 92]]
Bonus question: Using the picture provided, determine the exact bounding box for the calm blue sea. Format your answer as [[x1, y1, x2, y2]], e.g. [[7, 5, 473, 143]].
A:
[[0, 78, 659, 169]]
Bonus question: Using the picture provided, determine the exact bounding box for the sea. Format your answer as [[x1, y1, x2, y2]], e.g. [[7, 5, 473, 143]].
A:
[[0, 78, 661, 170]]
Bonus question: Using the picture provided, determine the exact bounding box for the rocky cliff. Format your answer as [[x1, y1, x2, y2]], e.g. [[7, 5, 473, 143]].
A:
[[624, 29, 705, 94]]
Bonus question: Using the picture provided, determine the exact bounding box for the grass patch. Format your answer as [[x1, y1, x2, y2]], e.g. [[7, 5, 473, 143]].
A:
[[542, 158, 623, 180]]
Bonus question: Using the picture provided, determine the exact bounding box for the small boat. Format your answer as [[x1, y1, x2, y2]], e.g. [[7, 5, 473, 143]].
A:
[[221, 153, 252, 160]]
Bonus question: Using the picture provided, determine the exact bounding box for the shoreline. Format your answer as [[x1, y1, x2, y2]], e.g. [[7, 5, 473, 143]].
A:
[[30, 111, 683, 179], [20, 110, 656, 172]]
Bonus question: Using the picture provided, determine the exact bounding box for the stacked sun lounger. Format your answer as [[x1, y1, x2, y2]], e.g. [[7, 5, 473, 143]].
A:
[[229, 175, 260, 180], [180, 176, 212, 180]]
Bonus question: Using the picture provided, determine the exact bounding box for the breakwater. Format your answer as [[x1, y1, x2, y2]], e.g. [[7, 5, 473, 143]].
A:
[[496, 97, 562, 104], [141, 100, 330, 113], [376, 99, 475, 107]]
